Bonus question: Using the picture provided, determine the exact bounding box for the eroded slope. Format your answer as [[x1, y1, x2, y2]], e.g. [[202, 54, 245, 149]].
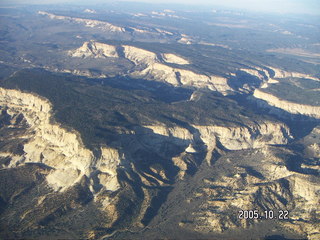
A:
[[1, 69, 311, 239]]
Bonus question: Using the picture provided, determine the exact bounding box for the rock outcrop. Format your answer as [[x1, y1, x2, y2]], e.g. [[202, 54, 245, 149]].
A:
[[161, 53, 190, 65], [241, 66, 319, 82], [45, 66, 107, 78], [239, 67, 268, 81], [178, 34, 193, 44], [1, 85, 318, 239], [69, 42, 233, 95], [268, 66, 319, 81], [253, 89, 320, 119], [236, 65, 320, 118], [122, 45, 232, 93], [194, 122, 290, 164], [68, 41, 118, 58], [38, 11, 125, 32], [194, 122, 290, 151], [123, 45, 158, 65], [0, 87, 121, 192], [141, 121, 291, 168], [177, 146, 320, 240]]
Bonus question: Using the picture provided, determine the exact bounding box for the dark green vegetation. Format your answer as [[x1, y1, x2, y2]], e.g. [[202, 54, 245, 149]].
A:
[[0, 69, 273, 151], [1, 5, 319, 81], [46, 3, 320, 53], [0, 164, 108, 239], [262, 77, 320, 106], [0, 3, 319, 240]]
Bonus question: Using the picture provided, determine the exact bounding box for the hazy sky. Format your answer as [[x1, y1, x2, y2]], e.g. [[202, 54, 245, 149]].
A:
[[2, 0, 319, 15]]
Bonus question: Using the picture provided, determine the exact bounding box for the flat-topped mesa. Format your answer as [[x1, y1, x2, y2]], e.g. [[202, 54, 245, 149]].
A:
[[161, 53, 190, 65], [142, 125, 194, 150], [253, 89, 320, 119], [178, 68, 231, 92], [118, 44, 232, 94], [38, 11, 125, 32], [68, 42, 233, 94], [0, 87, 121, 193], [68, 41, 119, 58]]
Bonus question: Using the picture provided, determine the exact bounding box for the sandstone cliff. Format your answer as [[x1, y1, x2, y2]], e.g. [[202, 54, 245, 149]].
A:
[[237, 65, 320, 118], [268, 66, 319, 81], [123, 46, 232, 94], [161, 53, 190, 65], [1, 85, 318, 239], [194, 122, 290, 150], [253, 89, 320, 119], [38, 11, 125, 32], [123, 45, 158, 65], [69, 42, 233, 95], [140, 121, 291, 175], [177, 146, 320, 240], [0, 87, 121, 193], [68, 41, 118, 58]]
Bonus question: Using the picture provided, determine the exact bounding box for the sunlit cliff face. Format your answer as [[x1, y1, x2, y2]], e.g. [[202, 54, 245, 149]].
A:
[[0, 2, 319, 239]]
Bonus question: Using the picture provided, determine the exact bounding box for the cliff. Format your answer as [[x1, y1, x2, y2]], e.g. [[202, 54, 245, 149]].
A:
[[175, 145, 320, 240], [194, 122, 290, 151], [253, 89, 320, 119], [123, 45, 158, 65], [140, 121, 290, 171], [161, 53, 190, 65], [0, 87, 121, 192], [1, 85, 318, 239], [268, 66, 319, 81], [38, 11, 125, 32], [69, 42, 233, 95], [123, 45, 232, 94], [68, 41, 118, 58]]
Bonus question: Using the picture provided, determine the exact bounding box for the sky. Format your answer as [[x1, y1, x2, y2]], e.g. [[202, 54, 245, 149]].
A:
[[1, 0, 319, 15]]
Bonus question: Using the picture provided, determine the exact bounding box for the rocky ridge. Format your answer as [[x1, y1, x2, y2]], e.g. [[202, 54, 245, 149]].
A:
[[238, 66, 320, 118], [0, 87, 121, 193], [269, 66, 319, 81], [68, 41, 118, 58], [253, 89, 320, 119], [143, 121, 291, 171], [1, 79, 319, 239], [38, 11, 125, 32], [69, 41, 233, 95], [1, 7, 319, 240], [38, 11, 179, 37], [161, 53, 190, 65], [183, 147, 320, 240], [67, 41, 320, 118], [0, 85, 292, 194]]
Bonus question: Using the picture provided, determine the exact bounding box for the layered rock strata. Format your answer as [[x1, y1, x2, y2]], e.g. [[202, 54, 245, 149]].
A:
[[253, 89, 320, 119], [0, 87, 121, 192]]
